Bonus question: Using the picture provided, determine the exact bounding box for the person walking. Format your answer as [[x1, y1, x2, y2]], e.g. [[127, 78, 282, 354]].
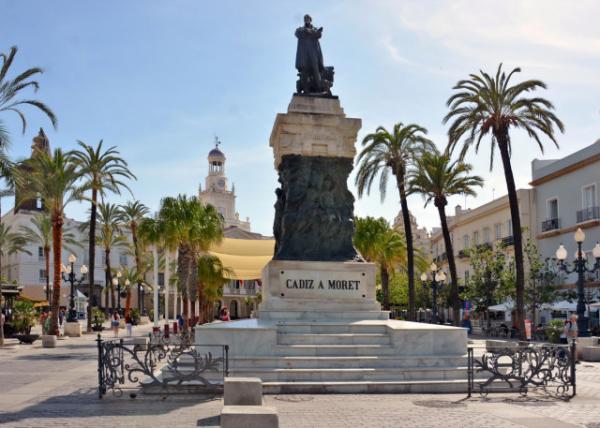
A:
[[125, 314, 133, 337], [220, 307, 230, 322], [111, 311, 120, 337]]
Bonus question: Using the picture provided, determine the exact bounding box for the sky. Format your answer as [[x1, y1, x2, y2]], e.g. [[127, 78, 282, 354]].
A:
[[1, 0, 600, 236]]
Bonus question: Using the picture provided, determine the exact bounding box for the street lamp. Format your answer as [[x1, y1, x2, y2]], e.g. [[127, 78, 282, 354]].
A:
[[420, 263, 447, 324], [555, 228, 600, 337], [61, 254, 88, 323], [112, 271, 125, 315]]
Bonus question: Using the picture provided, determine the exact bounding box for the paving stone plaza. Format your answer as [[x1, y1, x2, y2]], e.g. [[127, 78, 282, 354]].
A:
[[0, 324, 599, 427]]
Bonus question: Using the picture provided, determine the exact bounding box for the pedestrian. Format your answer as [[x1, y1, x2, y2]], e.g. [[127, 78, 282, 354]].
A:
[[220, 306, 230, 322], [40, 311, 48, 335], [125, 314, 133, 337], [177, 314, 184, 330], [111, 311, 120, 337], [58, 309, 65, 327], [44, 311, 52, 335]]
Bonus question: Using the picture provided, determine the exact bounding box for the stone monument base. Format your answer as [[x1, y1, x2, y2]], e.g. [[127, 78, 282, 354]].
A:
[[64, 321, 82, 337]]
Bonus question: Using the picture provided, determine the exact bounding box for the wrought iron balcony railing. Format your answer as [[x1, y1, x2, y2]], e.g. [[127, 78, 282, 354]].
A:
[[501, 235, 514, 246], [541, 218, 560, 232], [577, 206, 600, 223]]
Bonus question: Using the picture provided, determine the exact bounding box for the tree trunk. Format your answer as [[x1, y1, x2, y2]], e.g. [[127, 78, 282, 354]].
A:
[[125, 289, 131, 318], [496, 132, 525, 339], [87, 188, 97, 332], [395, 171, 415, 320], [380, 265, 390, 310], [44, 246, 50, 302], [105, 247, 112, 311], [177, 244, 191, 331], [130, 221, 142, 312], [49, 212, 64, 336], [437, 202, 460, 326]]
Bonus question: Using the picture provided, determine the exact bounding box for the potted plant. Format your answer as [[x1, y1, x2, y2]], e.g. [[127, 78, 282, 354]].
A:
[[91, 306, 105, 332], [130, 308, 140, 326], [545, 319, 565, 344], [12, 301, 39, 344]]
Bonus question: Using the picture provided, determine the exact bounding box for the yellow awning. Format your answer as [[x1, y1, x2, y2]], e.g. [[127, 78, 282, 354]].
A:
[[209, 237, 274, 280]]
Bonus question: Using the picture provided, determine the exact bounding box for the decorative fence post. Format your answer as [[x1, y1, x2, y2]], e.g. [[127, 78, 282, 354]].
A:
[[97, 334, 104, 399], [571, 340, 577, 397]]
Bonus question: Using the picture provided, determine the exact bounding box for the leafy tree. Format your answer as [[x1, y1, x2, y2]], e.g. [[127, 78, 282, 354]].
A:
[[445, 64, 564, 336], [72, 141, 135, 331], [463, 245, 515, 328], [409, 151, 483, 325], [355, 124, 434, 320], [18, 148, 82, 335], [20, 212, 80, 302], [197, 255, 232, 323]]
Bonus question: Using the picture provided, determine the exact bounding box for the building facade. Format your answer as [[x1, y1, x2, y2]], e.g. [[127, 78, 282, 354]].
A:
[[393, 210, 432, 260]]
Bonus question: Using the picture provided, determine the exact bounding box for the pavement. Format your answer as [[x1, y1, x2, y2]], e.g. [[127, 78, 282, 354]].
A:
[[1, 327, 600, 427]]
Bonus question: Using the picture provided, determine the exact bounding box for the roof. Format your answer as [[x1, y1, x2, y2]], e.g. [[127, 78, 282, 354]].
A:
[[224, 226, 271, 240], [209, 237, 274, 280], [530, 139, 600, 185], [209, 147, 225, 159]]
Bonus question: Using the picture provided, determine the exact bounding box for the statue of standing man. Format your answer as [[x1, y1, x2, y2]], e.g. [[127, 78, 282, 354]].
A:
[[295, 15, 334, 96]]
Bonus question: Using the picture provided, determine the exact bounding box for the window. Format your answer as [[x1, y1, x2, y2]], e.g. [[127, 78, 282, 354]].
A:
[[583, 184, 596, 209], [464, 270, 470, 282], [158, 272, 165, 286], [463, 234, 470, 249], [507, 220, 513, 236], [39, 269, 47, 282], [547, 198, 559, 219], [38, 247, 44, 261], [473, 231, 480, 246], [119, 254, 128, 266], [494, 223, 502, 240], [483, 228, 491, 243]]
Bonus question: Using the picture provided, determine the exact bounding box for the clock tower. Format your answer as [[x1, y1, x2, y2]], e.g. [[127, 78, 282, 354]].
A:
[[198, 139, 251, 231]]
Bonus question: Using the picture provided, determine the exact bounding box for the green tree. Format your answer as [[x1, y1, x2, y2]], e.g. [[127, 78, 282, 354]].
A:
[[463, 245, 515, 329], [72, 140, 135, 331], [0, 46, 57, 180], [18, 148, 82, 335], [444, 64, 564, 336], [523, 238, 561, 324], [20, 212, 80, 302], [355, 123, 434, 320], [409, 151, 483, 325], [119, 200, 149, 316], [197, 255, 232, 324], [155, 195, 223, 329]]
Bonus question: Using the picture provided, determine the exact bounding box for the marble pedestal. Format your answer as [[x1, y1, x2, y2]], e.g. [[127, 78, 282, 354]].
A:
[[64, 321, 81, 337]]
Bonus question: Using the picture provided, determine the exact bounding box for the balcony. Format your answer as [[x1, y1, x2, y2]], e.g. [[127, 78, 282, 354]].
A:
[[434, 253, 447, 264], [476, 243, 493, 251], [500, 235, 514, 247], [223, 286, 257, 296], [458, 250, 469, 258], [541, 218, 560, 232], [577, 207, 600, 223]]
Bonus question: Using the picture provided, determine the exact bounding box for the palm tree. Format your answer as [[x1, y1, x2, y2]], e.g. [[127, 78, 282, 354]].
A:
[[17, 148, 82, 335], [72, 140, 135, 331], [0, 46, 57, 149], [156, 195, 223, 329], [355, 123, 434, 320], [20, 212, 81, 302], [0, 223, 30, 346], [197, 255, 231, 323], [444, 64, 564, 335], [94, 202, 127, 311], [409, 151, 483, 325], [119, 201, 149, 316]]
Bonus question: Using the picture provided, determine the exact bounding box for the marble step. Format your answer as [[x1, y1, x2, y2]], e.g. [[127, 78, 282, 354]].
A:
[[262, 379, 469, 394], [277, 333, 391, 345], [230, 355, 467, 369], [229, 366, 469, 382], [261, 310, 390, 321], [276, 323, 388, 334], [275, 344, 396, 356]]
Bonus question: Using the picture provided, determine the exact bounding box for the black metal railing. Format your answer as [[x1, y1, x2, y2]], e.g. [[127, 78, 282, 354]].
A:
[[577, 207, 600, 223], [458, 250, 469, 258], [434, 253, 447, 264], [476, 243, 493, 251], [97, 333, 229, 398], [467, 342, 575, 400], [501, 235, 514, 246], [542, 218, 561, 232]]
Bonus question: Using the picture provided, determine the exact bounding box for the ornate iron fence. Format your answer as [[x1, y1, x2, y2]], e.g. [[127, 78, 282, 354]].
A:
[[97, 333, 229, 398], [467, 342, 576, 400]]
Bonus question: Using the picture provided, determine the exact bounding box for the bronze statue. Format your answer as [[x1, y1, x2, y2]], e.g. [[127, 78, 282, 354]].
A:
[[295, 15, 334, 96]]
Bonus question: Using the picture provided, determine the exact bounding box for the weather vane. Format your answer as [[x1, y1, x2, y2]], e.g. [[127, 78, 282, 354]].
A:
[[214, 135, 221, 148]]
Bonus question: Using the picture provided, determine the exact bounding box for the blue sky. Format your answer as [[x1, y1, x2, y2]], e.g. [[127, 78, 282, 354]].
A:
[[2, 0, 600, 235]]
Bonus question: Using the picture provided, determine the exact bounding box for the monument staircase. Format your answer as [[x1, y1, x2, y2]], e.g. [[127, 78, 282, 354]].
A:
[[227, 321, 470, 394]]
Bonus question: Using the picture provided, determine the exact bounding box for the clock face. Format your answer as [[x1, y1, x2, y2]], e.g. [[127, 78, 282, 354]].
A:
[[218, 179, 225, 188]]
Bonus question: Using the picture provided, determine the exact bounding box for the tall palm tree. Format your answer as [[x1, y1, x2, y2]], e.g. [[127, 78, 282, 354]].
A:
[[355, 123, 434, 320], [94, 202, 127, 311], [444, 64, 564, 335], [72, 140, 135, 331], [138, 215, 165, 326], [18, 148, 82, 335], [409, 151, 483, 325], [156, 195, 223, 329], [0, 223, 30, 346], [119, 201, 149, 316], [0, 46, 57, 150], [20, 212, 81, 302], [197, 255, 231, 324]]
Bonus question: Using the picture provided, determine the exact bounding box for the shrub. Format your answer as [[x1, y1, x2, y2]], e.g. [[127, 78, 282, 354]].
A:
[[13, 301, 37, 334], [545, 319, 565, 343]]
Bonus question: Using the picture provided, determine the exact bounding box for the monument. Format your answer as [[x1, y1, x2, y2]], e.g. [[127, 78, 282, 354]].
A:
[[196, 16, 467, 393]]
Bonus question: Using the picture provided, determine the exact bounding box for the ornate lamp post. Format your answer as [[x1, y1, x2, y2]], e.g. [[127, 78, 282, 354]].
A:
[[112, 271, 129, 315], [420, 262, 447, 324], [555, 228, 600, 337], [61, 254, 88, 323]]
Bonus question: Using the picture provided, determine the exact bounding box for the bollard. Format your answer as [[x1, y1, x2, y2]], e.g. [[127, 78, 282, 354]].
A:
[[164, 324, 170, 338], [173, 321, 178, 334]]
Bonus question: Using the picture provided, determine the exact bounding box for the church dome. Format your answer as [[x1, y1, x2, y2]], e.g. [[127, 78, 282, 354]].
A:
[[208, 147, 225, 160]]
